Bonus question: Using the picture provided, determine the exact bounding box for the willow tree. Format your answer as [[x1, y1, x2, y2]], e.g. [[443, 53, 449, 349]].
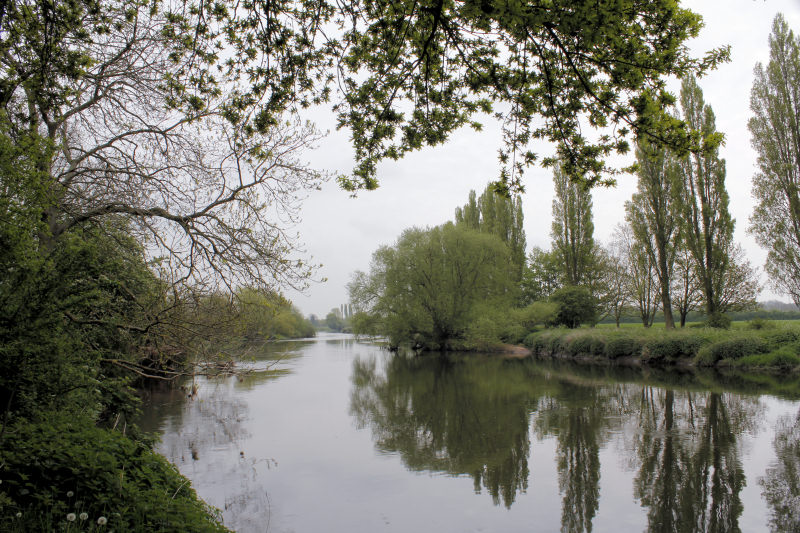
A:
[[673, 76, 734, 321], [626, 140, 680, 328], [551, 165, 595, 287], [749, 14, 800, 306], [455, 183, 526, 283], [348, 223, 513, 349]]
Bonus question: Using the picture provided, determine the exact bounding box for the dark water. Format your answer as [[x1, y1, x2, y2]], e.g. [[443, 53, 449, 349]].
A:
[[139, 334, 800, 532]]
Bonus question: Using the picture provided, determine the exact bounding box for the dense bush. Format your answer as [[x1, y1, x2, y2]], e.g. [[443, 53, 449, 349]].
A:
[[747, 318, 776, 330], [729, 345, 800, 369], [525, 323, 800, 371], [705, 312, 732, 329], [764, 329, 800, 348], [564, 332, 606, 357], [695, 337, 769, 366], [604, 336, 643, 359], [549, 286, 597, 328], [526, 329, 569, 355], [642, 335, 706, 362], [0, 415, 227, 532]]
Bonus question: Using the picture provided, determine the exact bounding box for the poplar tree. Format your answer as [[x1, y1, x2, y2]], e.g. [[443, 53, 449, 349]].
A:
[[551, 165, 595, 287], [625, 140, 680, 328], [749, 14, 800, 305], [455, 184, 526, 282], [673, 76, 734, 322]]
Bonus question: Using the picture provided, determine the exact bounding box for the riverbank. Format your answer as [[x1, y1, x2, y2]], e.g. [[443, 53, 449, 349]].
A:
[[523, 322, 800, 372]]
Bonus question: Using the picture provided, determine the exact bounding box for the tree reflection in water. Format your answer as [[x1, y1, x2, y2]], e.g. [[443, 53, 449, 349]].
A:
[[350, 354, 542, 507], [350, 354, 766, 533], [761, 408, 800, 532], [533, 382, 616, 533], [631, 388, 760, 533]]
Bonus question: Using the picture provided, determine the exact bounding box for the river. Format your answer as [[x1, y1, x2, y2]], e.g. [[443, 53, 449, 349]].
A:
[[138, 333, 800, 532]]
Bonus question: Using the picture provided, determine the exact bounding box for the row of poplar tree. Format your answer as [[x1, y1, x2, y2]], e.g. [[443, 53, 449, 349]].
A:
[[526, 13, 800, 329], [527, 74, 760, 329]]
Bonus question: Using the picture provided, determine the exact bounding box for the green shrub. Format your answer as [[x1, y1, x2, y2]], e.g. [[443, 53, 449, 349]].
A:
[[764, 329, 800, 348], [549, 286, 598, 328], [565, 332, 606, 357], [643, 335, 705, 362], [747, 318, 775, 330], [500, 324, 527, 345], [695, 337, 768, 366], [523, 332, 539, 350], [768, 347, 800, 368], [733, 346, 800, 369], [0, 415, 228, 532], [604, 336, 642, 359], [516, 301, 560, 330], [705, 312, 732, 329], [465, 315, 504, 349]]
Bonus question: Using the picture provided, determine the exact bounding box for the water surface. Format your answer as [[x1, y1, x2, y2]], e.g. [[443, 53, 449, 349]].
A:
[[140, 334, 800, 532]]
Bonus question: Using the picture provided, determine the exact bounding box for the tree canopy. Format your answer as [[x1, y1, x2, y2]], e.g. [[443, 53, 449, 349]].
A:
[[1, 0, 729, 198]]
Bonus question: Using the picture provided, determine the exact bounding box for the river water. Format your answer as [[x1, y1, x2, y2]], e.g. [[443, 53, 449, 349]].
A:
[[139, 333, 800, 532]]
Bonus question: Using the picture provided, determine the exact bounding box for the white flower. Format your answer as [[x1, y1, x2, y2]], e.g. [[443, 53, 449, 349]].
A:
[[15, 512, 21, 518], [97, 516, 108, 526], [79, 512, 88, 520], [66, 490, 74, 497], [66, 513, 76, 522]]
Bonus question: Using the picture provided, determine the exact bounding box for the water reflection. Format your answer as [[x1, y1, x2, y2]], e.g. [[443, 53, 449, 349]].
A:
[[350, 355, 538, 507], [139, 338, 800, 533], [350, 354, 771, 532], [534, 382, 614, 533], [761, 408, 800, 532], [630, 389, 760, 532]]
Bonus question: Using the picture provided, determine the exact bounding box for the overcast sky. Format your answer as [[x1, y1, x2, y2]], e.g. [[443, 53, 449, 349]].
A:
[[283, 0, 800, 318]]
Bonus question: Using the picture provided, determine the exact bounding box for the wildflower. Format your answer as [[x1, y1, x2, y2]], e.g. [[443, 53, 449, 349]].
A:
[[97, 516, 108, 526], [66, 513, 76, 522], [79, 512, 88, 520], [66, 491, 74, 497], [15, 512, 21, 518]]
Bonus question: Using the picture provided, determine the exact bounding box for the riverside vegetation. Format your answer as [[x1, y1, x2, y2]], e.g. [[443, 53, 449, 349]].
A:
[[1, 1, 798, 531], [350, 15, 800, 376]]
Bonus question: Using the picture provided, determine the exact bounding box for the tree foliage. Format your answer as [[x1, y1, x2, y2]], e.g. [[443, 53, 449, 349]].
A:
[[551, 164, 595, 286], [329, 0, 729, 190], [455, 183, 526, 282], [520, 246, 562, 304], [749, 14, 800, 306], [613, 223, 659, 327], [549, 285, 598, 329], [349, 223, 513, 348], [673, 76, 735, 318], [1, 0, 729, 195], [1, 0, 325, 296], [626, 139, 680, 328]]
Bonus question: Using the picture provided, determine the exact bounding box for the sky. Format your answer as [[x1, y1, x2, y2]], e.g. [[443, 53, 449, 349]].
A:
[[283, 0, 800, 318]]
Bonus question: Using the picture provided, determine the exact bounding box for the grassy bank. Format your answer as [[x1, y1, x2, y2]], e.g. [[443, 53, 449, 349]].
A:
[[524, 320, 800, 371]]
